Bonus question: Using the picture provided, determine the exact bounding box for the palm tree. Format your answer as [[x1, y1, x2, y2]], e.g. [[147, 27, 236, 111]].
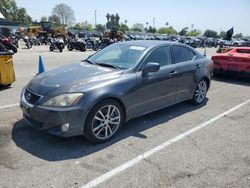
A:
[[110, 14, 115, 22], [106, 13, 110, 22], [115, 13, 120, 24]]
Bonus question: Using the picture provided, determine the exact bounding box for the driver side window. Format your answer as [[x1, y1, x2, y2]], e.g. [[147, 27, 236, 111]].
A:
[[144, 46, 172, 67]]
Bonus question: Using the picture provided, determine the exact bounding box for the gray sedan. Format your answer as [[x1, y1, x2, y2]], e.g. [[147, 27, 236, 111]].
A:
[[20, 41, 213, 143]]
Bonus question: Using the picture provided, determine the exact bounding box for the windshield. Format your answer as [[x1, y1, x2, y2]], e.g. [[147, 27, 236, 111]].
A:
[[88, 43, 147, 70]]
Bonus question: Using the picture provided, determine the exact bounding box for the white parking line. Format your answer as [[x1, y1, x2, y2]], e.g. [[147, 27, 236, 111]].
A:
[[0, 103, 19, 110], [82, 99, 250, 188]]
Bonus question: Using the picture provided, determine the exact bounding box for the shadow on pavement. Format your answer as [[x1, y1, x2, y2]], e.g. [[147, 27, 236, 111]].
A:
[[12, 99, 208, 161], [0, 85, 12, 91], [212, 74, 250, 86]]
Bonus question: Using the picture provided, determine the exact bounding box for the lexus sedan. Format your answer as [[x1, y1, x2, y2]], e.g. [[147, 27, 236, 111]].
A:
[[20, 41, 213, 143]]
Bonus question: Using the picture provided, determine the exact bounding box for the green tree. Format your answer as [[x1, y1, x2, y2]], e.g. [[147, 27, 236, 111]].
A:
[[52, 3, 75, 27], [131, 23, 144, 32], [158, 26, 177, 35], [187, 29, 202, 36], [204, 29, 218, 38], [95, 24, 105, 33], [178, 27, 189, 36], [219, 31, 226, 38], [119, 23, 129, 33], [40, 16, 47, 22], [0, 0, 32, 24], [48, 14, 61, 27], [233, 33, 243, 39], [73, 21, 93, 31], [148, 26, 157, 33]]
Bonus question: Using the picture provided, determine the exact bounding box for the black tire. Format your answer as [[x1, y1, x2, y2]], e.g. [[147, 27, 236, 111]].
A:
[[59, 47, 63, 53], [190, 79, 208, 105], [8, 44, 17, 53], [49, 46, 54, 51], [84, 99, 124, 143], [67, 44, 73, 51], [80, 47, 86, 52]]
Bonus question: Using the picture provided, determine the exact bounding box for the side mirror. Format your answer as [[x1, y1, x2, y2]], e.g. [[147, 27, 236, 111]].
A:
[[142, 62, 160, 77]]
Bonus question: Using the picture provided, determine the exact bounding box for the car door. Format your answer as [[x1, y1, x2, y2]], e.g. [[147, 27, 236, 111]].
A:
[[129, 46, 178, 117], [171, 45, 200, 102]]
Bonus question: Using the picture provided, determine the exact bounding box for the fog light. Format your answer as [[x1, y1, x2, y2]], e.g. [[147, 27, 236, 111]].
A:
[[61, 123, 69, 132]]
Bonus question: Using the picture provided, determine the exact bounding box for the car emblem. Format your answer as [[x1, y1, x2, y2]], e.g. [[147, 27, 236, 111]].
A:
[[27, 93, 31, 100]]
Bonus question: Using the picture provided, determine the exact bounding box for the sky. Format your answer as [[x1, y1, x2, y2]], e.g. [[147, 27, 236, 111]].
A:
[[15, 0, 250, 36]]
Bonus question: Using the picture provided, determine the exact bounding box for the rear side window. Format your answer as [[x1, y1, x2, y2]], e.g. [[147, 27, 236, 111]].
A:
[[172, 46, 192, 63], [144, 46, 172, 67]]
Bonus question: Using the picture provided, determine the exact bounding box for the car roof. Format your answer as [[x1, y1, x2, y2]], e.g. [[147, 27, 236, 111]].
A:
[[119, 40, 178, 49]]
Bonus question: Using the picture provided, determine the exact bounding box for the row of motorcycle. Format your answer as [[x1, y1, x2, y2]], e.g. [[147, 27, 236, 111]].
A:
[[0, 32, 112, 54], [48, 36, 113, 53], [20, 35, 113, 53]]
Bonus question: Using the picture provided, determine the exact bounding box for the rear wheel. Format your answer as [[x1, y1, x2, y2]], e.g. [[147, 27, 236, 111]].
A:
[[85, 99, 124, 143], [67, 44, 73, 51], [190, 79, 208, 105]]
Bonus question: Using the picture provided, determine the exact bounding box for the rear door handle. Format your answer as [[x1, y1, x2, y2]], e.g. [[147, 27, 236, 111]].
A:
[[169, 70, 178, 76], [196, 64, 201, 69]]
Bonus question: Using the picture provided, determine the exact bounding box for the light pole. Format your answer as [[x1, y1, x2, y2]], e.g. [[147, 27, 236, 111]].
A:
[[94, 10, 97, 27], [153, 18, 155, 28]]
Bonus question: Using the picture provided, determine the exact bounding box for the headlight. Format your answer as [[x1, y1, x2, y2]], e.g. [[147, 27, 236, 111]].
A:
[[42, 93, 84, 107]]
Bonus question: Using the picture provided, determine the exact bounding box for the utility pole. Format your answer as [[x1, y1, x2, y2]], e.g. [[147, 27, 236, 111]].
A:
[[153, 18, 155, 28], [94, 10, 97, 27]]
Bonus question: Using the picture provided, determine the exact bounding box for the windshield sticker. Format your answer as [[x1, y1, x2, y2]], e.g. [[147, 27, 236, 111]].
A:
[[129, 46, 146, 51]]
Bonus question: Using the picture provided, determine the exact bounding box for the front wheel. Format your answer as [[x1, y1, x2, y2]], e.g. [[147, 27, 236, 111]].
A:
[[85, 99, 124, 143], [190, 79, 208, 105], [49, 45, 54, 51], [8, 44, 17, 53]]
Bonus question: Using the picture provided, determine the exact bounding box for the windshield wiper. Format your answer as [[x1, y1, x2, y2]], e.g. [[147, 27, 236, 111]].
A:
[[82, 59, 95, 65], [95, 63, 120, 70]]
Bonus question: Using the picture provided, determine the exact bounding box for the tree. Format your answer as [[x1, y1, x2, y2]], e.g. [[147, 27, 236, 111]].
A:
[[120, 23, 129, 33], [131, 23, 144, 32], [148, 26, 157, 33], [233, 33, 243, 39], [187, 29, 202, 36], [158, 26, 177, 35], [95, 24, 105, 33], [0, 0, 32, 24], [52, 3, 75, 26], [219, 31, 226, 38], [204, 29, 217, 38], [40, 16, 47, 22], [48, 14, 61, 27], [73, 21, 93, 31], [178, 27, 189, 36]]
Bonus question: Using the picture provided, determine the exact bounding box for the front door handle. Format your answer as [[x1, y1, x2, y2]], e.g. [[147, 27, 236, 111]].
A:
[[169, 70, 178, 76]]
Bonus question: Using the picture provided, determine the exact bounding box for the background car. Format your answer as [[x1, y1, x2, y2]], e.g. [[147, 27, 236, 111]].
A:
[[212, 47, 250, 76], [20, 41, 213, 143]]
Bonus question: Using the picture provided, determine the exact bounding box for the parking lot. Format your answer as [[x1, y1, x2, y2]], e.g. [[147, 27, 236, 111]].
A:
[[0, 46, 250, 188]]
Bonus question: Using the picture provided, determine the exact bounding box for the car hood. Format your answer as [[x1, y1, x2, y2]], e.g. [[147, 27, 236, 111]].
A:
[[27, 62, 123, 96]]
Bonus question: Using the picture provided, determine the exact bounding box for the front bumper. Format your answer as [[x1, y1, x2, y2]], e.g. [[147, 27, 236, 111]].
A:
[[20, 91, 88, 137]]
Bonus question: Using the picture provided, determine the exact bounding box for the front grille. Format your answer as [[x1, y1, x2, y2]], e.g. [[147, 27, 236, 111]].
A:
[[24, 89, 41, 105]]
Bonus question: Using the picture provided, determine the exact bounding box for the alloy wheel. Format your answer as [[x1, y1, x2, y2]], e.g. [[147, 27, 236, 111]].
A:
[[195, 80, 207, 103], [92, 105, 121, 140]]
